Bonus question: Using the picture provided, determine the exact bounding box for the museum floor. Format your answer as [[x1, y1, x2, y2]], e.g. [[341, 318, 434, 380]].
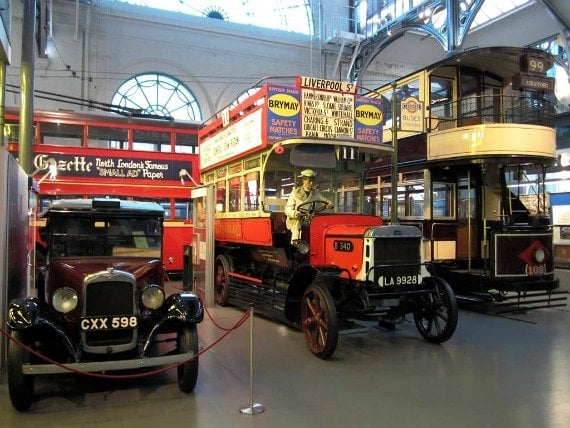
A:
[[0, 271, 568, 428]]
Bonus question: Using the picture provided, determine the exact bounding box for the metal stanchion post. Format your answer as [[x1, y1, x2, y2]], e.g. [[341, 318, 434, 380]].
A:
[[239, 307, 265, 415]]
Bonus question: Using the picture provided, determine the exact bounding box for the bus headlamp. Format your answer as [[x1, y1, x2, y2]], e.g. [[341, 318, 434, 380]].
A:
[[533, 248, 545, 263], [52, 288, 78, 313], [142, 284, 165, 309]]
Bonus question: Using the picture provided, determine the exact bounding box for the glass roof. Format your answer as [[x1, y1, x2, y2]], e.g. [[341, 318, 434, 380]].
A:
[[469, 0, 534, 30], [114, 0, 313, 35], [116, 1, 534, 39]]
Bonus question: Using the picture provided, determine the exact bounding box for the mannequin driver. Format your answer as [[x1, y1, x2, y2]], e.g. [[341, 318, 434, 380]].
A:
[[285, 169, 333, 243]]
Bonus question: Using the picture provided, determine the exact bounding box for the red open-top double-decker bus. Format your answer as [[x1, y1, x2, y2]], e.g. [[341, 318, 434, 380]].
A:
[[198, 76, 459, 359]]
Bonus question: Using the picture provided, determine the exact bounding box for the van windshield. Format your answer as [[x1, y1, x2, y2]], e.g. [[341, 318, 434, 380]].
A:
[[47, 216, 162, 259]]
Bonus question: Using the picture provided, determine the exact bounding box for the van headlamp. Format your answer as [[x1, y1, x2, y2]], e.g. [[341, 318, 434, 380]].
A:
[[141, 284, 165, 309], [52, 288, 78, 313]]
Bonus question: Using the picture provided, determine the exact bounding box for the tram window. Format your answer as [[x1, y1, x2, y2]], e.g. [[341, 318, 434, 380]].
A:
[[133, 130, 171, 152], [458, 190, 476, 219], [379, 185, 404, 219], [458, 178, 476, 220], [403, 184, 424, 218], [430, 77, 454, 131], [481, 87, 500, 123], [229, 177, 241, 212], [381, 79, 419, 129], [88, 126, 128, 150], [41, 122, 83, 147], [245, 172, 259, 211], [433, 182, 455, 219]]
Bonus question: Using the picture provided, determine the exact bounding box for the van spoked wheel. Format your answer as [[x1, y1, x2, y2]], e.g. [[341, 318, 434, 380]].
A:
[[301, 283, 338, 359], [413, 278, 458, 344]]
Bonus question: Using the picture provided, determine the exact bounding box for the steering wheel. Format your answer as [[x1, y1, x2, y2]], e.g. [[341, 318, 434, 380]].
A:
[[296, 200, 330, 216]]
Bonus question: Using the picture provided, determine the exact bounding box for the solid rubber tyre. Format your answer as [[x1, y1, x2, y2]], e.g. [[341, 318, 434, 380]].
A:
[[301, 282, 338, 359]]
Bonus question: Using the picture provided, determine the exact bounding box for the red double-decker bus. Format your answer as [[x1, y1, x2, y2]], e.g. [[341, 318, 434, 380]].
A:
[[4, 106, 201, 272]]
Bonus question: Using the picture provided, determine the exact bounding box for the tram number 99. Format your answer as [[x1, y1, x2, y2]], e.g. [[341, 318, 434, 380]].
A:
[[528, 58, 544, 73], [523, 54, 546, 75], [378, 275, 420, 287]]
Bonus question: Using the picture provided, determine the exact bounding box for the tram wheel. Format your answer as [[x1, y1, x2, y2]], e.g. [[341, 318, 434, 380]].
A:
[[413, 278, 458, 344], [214, 255, 232, 306], [301, 283, 338, 359]]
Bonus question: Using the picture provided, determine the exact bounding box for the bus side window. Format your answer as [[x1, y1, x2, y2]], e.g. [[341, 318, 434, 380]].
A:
[[245, 172, 259, 211], [263, 170, 292, 211], [174, 200, 192, 220], [229, 177, 241, 212], [216, 182, 226, 212]]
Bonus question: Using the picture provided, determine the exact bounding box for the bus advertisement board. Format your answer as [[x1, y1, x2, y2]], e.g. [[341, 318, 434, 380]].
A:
[[200, 79, 384, 172], [267, 83, 383, 143]]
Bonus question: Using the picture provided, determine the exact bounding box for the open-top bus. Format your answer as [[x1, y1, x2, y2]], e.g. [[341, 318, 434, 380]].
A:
[[363, 46, 565, 310], [4, 107, 200, 274], [198, 76, 458, 359]]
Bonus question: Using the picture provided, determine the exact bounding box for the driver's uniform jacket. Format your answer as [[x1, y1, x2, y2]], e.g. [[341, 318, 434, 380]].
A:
[[285, 187, 330, 242]]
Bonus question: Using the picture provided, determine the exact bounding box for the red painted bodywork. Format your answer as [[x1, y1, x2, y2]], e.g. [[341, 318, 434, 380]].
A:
[[308, 214, 383, 277], [215, 217, 273, 246]]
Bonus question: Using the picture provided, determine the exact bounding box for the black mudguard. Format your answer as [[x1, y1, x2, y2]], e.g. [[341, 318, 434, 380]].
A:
[[7, 297, 81, 360], [140, 293, 204, 353]]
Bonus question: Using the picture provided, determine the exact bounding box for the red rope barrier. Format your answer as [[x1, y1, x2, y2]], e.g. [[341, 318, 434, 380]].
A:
[[0, 306, 251, 380]]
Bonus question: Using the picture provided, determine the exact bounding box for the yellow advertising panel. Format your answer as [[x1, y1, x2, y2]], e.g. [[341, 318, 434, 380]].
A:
[[400, 97, 424, 132]]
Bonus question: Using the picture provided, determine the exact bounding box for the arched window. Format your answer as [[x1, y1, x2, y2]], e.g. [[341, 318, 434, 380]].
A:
[[111, 73, 202, 122]]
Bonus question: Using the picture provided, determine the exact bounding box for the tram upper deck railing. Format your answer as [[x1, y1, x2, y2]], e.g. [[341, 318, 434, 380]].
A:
[[429, 94, 555, 132]]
